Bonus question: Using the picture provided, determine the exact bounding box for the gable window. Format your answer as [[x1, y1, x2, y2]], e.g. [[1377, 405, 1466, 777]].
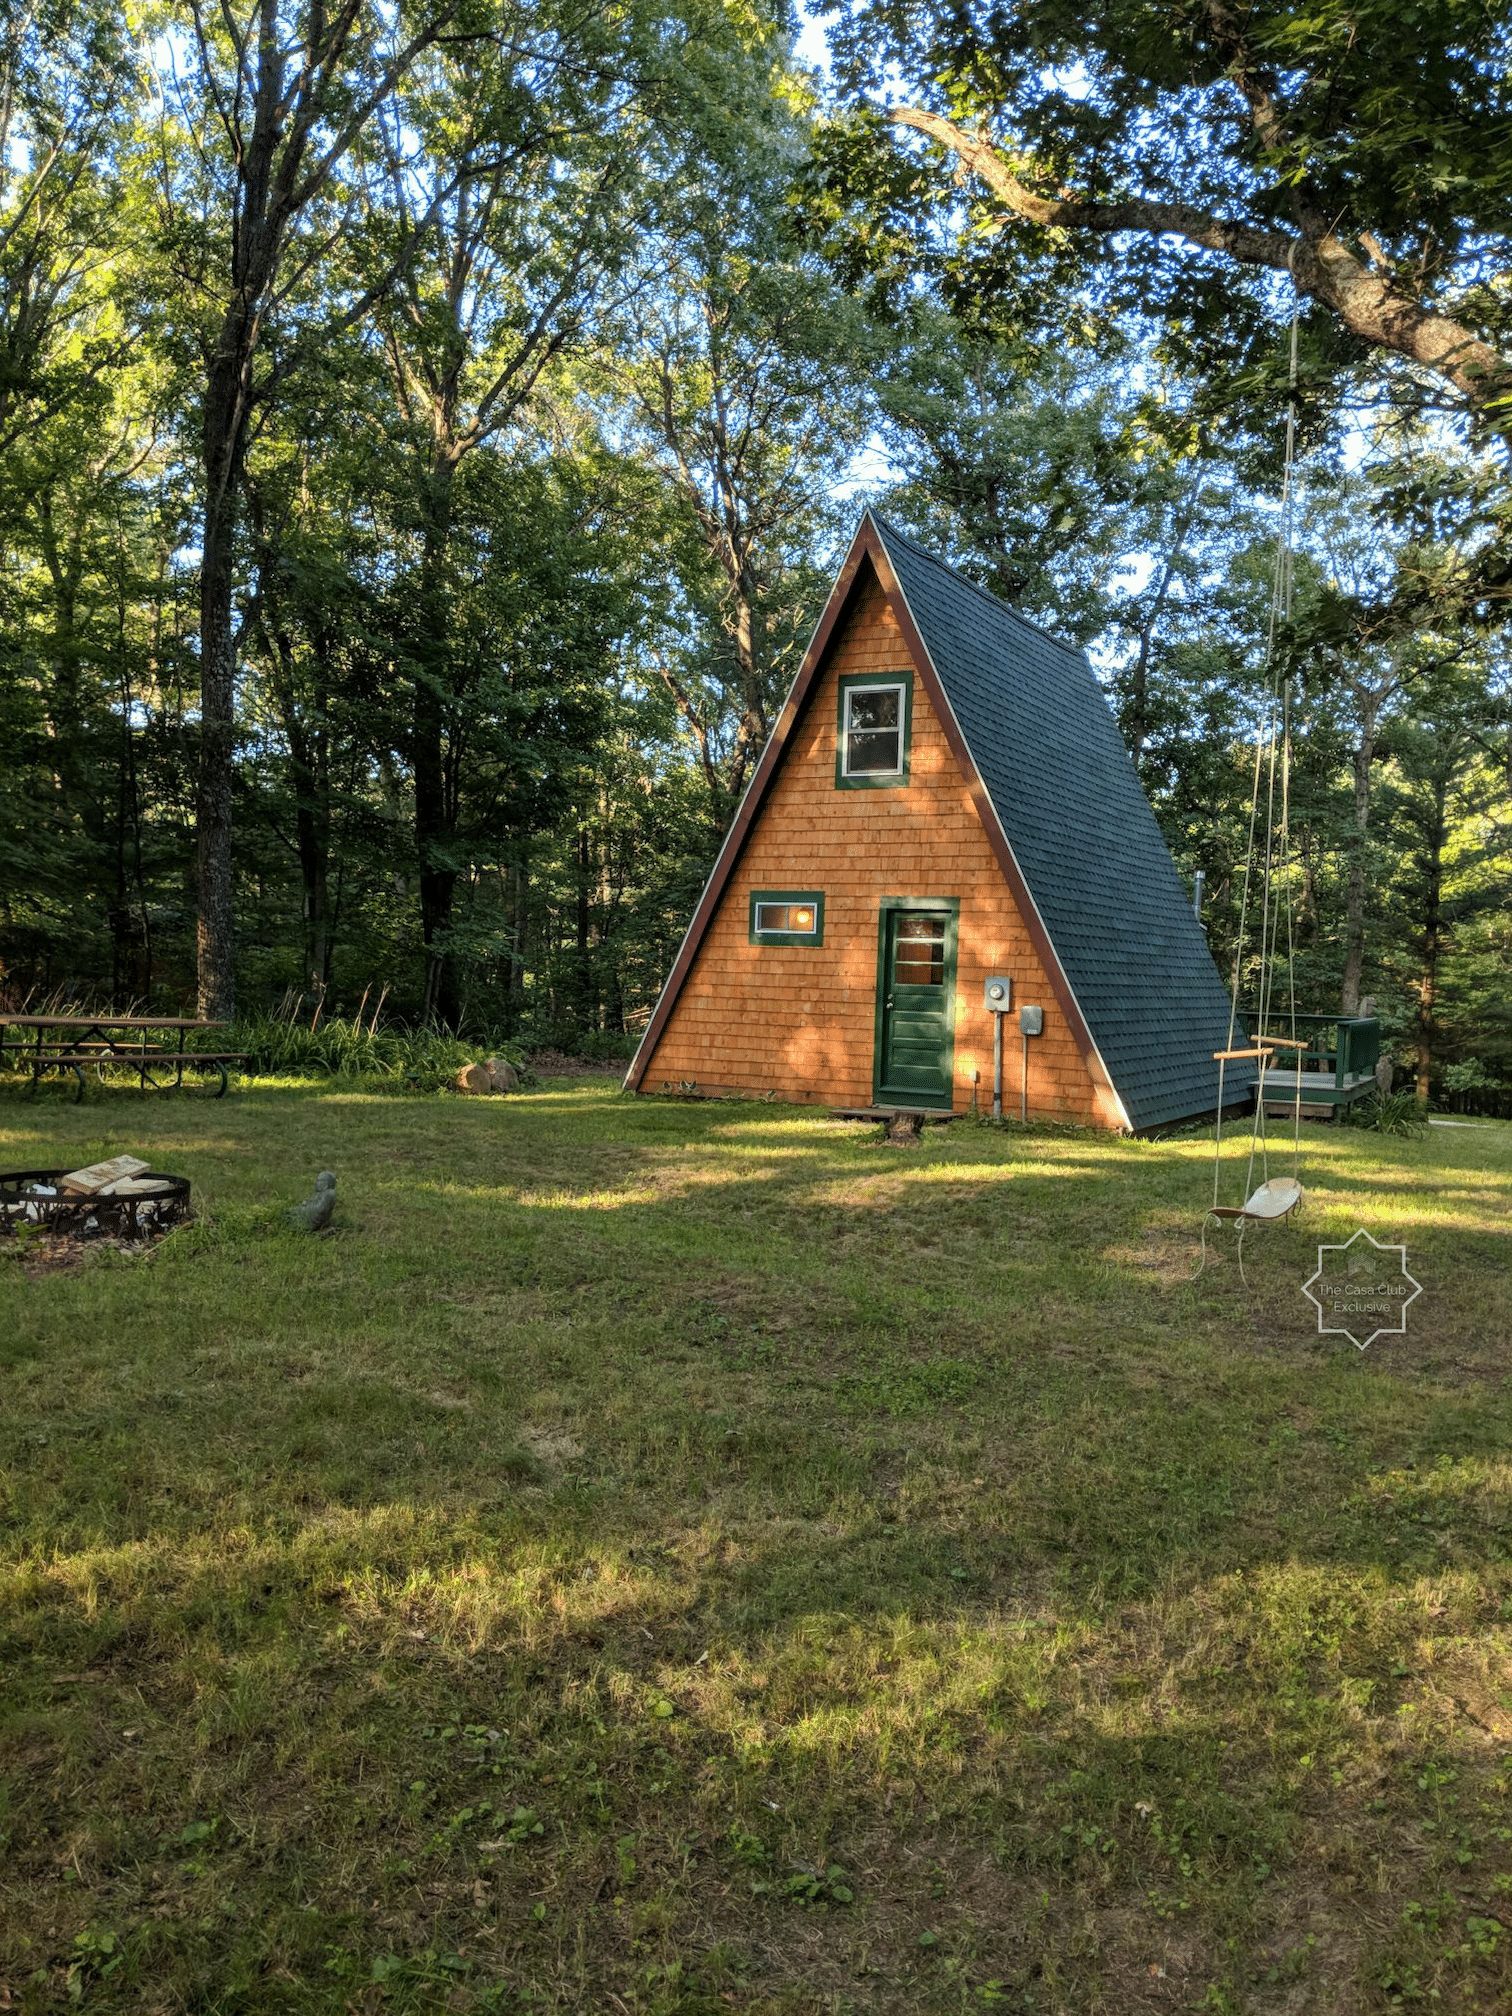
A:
[[749, 891, 824, 946], [836, 672, 911, 787]]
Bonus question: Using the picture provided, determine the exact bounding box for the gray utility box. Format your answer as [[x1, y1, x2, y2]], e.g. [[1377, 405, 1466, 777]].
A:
[[1019, 1004, 1044, 1037], [983, 976, 1013, 1012]]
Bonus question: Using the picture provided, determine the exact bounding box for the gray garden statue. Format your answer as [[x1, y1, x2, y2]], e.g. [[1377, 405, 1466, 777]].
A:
[[286, 1170, 337, 1233]]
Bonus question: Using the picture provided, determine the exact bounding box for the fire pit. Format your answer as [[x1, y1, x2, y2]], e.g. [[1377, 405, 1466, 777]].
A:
[[0, 1169, 192, 1241]]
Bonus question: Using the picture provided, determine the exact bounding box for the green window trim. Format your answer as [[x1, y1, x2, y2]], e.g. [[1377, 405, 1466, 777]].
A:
[[749, 890, 825, 946], [835, 670, 913, 789]]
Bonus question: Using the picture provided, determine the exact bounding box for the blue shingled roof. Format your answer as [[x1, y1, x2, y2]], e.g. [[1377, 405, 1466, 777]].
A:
[[871, 513, 1251, 1132]]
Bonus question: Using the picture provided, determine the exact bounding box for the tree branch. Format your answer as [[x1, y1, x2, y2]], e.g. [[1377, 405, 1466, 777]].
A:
[[887, 104, 1512, 435], [887, 105, 1295, 270]]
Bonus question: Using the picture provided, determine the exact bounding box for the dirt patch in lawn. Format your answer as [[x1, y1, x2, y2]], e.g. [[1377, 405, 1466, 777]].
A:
[[0, 1228, 162, 1278]]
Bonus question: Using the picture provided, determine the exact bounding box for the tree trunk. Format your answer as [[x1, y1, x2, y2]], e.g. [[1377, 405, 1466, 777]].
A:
[[1125, 507, 1191, 764], [725, 562, 768, 806], [195, 347, 249, 1020], [288, 635, 333, 994], [414, 456, 462, 1027], [111, 687, 151, 1004], [507, 850, 529, 1030], [289, 708, 331, 992], [1340, 718, 1375, 1015], [1413, 773, 1449, 1107], [300, 814, 331, 990], [575, 824, 595, 1032], [36, 487, 88, 800]]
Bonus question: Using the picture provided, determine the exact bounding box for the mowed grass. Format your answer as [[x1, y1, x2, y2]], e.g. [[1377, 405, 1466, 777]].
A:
[[2, 1079, 1511, 2015]]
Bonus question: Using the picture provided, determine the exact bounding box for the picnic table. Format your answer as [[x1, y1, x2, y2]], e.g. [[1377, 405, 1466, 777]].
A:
[[0, 1015, 245, 1100]]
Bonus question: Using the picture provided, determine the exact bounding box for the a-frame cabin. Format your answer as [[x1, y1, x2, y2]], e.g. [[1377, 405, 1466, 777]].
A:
[[625, 513, 1251, 1132]]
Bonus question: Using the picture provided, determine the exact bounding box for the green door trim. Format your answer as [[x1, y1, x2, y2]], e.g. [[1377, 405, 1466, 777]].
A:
[[872, 896, 960, 1110]]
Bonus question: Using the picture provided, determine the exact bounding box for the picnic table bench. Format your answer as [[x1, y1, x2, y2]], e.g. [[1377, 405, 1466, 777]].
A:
[[0, 1016, 245, 1100]]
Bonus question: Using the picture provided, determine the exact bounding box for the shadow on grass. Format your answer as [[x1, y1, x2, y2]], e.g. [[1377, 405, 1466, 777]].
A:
[[5, 1462, 1509, 2010]]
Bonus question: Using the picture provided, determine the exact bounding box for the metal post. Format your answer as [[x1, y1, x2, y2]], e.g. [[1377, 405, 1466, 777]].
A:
[[1021, 1028, 1029, 1123]]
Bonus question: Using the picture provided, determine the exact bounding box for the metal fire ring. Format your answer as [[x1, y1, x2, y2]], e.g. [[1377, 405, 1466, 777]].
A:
[[0, 1169, 192, 1240]]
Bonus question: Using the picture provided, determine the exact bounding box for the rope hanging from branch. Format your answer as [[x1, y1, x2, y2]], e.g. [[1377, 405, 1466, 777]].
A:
[[1197, 293, 1307, 1278]]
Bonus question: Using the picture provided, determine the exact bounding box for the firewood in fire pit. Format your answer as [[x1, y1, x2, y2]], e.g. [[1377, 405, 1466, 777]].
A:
[[58, 1154, 150, 1196]]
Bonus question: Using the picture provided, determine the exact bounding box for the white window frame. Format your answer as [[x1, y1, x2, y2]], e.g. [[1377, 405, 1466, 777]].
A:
[[751, 896, 822, 940], [840, 677, 908, 781]]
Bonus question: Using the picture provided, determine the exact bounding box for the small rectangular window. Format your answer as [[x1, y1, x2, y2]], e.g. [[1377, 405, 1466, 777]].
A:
[[837, 674, 911, 787], [749, 891, 824, 945]]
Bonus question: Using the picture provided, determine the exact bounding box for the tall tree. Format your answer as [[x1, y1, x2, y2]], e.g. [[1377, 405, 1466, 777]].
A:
[[611, 88, 868, 821], [1380, 681, 1511, 1102], [369, 4, 653, 1024], [150, 0, 464, 1015], [0, 0, 131, 455]]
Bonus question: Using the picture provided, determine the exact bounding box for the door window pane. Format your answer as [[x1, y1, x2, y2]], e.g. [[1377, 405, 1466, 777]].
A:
[[894, 916, 945, 986]]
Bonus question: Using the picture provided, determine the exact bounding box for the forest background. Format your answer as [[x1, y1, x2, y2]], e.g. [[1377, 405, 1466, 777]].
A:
[[2, 0, 1508, 1103]]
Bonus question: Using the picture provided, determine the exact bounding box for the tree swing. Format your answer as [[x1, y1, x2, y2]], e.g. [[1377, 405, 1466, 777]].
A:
[[1195, 300, 1310, 1285]]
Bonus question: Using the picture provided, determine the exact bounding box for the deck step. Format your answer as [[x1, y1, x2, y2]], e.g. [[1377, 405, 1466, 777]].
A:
[[829, 1105, 959, 1124]]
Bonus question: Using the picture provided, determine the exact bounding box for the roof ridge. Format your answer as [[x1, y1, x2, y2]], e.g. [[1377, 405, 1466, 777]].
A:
[[866, 509, 1090, 664]]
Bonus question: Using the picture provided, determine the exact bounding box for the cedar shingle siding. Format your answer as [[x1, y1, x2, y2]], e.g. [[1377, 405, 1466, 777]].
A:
[[635, 570, 1103, 1119], [628, 514, 1248, 1132]]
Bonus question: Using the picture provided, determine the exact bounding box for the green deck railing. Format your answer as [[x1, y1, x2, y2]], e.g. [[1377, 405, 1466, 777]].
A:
[[1244, 1013, 1380, 1101]]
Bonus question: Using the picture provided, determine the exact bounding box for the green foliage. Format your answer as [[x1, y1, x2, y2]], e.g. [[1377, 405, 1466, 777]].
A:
[[821, 0, 1512, 465], [1442, 1060, 1499, 1095], [1350, 1091, 1428, 1138], [223, 1012, 521, 1092], [0, 0, 1508, 1102], [770, 1863, 856, 1907]]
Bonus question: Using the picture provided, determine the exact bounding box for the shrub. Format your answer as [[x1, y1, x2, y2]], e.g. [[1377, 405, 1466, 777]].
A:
[[512, 1020, 640, 1065], [210, 1011, 524, 1093], [1348, 1090, 1427, 1138], [1441, 1059, 1498, 1093]]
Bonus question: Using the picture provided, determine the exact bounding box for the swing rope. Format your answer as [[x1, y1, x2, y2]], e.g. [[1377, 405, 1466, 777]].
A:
[[1204, 289, 1306, 1246]]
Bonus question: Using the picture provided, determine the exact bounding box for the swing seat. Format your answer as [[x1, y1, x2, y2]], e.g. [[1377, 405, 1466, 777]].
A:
[[1211, 1177, 1305, 1224], [1195, 1179, 1304, 1285]]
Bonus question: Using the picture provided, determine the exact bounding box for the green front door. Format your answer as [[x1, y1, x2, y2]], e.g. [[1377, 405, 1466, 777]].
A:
[[874, 902, 958, 1109]]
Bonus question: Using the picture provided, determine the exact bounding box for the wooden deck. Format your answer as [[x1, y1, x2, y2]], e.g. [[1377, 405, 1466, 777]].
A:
[[1259, 1067, 1376, 1115], [1246, 1014, 1382, 1120]]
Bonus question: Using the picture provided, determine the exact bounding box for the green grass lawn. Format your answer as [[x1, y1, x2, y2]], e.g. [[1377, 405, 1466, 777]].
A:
[[2, 1080, 1511, 2014]]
